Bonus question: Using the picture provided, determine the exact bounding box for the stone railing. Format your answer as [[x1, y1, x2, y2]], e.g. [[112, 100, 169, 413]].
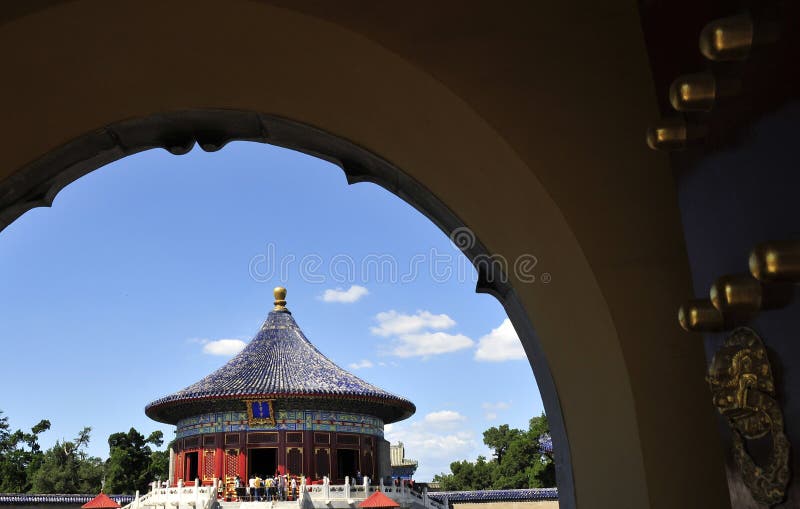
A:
[[118, 477, 447, 509], [121, 480, 217, 509], [301, 477, 445, 509], [0, 494, 134, 505]]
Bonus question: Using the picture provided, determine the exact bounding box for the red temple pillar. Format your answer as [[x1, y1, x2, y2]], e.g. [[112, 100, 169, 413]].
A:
[[239, 447, 247, 481], [215, 436, 224, 481], [304, 430, 314, 479]]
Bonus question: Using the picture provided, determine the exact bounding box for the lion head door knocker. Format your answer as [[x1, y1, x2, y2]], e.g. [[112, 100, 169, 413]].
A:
[[707, 327, 790, 506]]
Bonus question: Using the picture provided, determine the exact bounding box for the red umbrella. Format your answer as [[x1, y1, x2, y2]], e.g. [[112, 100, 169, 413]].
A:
[[82, 493, 121, 509], [359, 491, 400, 508]]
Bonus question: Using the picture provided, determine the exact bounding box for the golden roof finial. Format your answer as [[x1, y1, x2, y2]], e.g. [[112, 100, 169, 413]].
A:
[[273, 286, 287, 311]]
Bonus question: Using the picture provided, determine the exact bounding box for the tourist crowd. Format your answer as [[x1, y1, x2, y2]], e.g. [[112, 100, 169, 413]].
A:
[[233, 473, 299, 501]]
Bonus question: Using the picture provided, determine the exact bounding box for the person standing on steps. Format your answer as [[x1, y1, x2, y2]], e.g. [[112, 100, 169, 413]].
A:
[[255, 474, 264, 501], [279, 473, 286, 501], [248, 474, 256, 501]]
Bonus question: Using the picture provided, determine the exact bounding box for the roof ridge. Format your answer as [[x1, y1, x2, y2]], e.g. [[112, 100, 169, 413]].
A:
[[145, 308, 415, 424]]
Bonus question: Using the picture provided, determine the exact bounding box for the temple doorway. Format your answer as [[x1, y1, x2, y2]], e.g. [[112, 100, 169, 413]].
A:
[[336, 449, 359, 481], [249, 448, 278, 477], [185, 451, 198, 482]]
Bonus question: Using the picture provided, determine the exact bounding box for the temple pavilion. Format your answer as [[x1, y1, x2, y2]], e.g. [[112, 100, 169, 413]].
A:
[[145, 287, 416, 485]]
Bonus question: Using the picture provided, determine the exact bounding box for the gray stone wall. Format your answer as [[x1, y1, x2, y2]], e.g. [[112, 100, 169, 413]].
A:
[[377, 438, 391, 481]]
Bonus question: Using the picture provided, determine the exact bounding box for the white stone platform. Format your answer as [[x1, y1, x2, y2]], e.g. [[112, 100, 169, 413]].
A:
[[122, 480, 445, 509]]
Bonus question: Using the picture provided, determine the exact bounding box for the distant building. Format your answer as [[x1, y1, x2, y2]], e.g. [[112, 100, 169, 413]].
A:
[[389, 442, 418, 480], [145, 287, 415, 485]]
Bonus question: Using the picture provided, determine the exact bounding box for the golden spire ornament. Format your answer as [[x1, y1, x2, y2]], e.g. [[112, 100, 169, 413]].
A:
[[273, 286, 288, 311]]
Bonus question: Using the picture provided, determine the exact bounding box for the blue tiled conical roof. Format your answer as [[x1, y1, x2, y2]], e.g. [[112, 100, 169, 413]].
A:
[[145, 295, 415, 425]]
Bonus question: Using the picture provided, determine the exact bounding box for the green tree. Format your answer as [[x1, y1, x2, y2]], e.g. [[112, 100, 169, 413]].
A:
[[30, 441, 81, 493], [147, 432, 169, 483], [27, 419, 53, 476], [76, 456, 106, 493], [0, 410, 51, 492], [433, 414, 556, 491], [482, 424, 521, 465], [105, 428, 165, 494], [492, 422, 541, 488], [149, 449, 169, 483], [29, 427, 102, 494], [433, 456, 496, 491], [527, 415, 555, 488]]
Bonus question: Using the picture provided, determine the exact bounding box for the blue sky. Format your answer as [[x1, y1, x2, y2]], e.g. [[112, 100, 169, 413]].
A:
[[0, 142, 543, 481]]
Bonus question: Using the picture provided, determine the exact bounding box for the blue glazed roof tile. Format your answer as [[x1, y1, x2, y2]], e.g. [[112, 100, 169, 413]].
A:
[[0, 495, 133, 505], [539, 433, 553, 454], [146, 308, 415, 424], [429, 488, 558, 503]]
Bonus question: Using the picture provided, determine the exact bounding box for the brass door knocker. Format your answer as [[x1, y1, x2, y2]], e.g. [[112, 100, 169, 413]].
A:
[[707, 327, 790, 506]]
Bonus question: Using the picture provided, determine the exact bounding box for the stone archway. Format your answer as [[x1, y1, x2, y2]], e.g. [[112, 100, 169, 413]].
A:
[[0, 107, 578, 508], [0, 2, 730, 508]]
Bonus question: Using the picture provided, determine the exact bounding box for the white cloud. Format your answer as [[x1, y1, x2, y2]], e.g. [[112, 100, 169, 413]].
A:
[[321, 285, 369, 303], [371, 310, 471, 359], [481, 402, 511, 419], [424, 410, 467, 430], [390, 332, 474, 358], [371, 310, 456, 337], [474, 319, 526, 362], [425, 410, 466, 424], [201, 339, 247, 356], [348, 359, 374, 370], [384, 417, 477, 481], [481, 401, 511, 410]]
